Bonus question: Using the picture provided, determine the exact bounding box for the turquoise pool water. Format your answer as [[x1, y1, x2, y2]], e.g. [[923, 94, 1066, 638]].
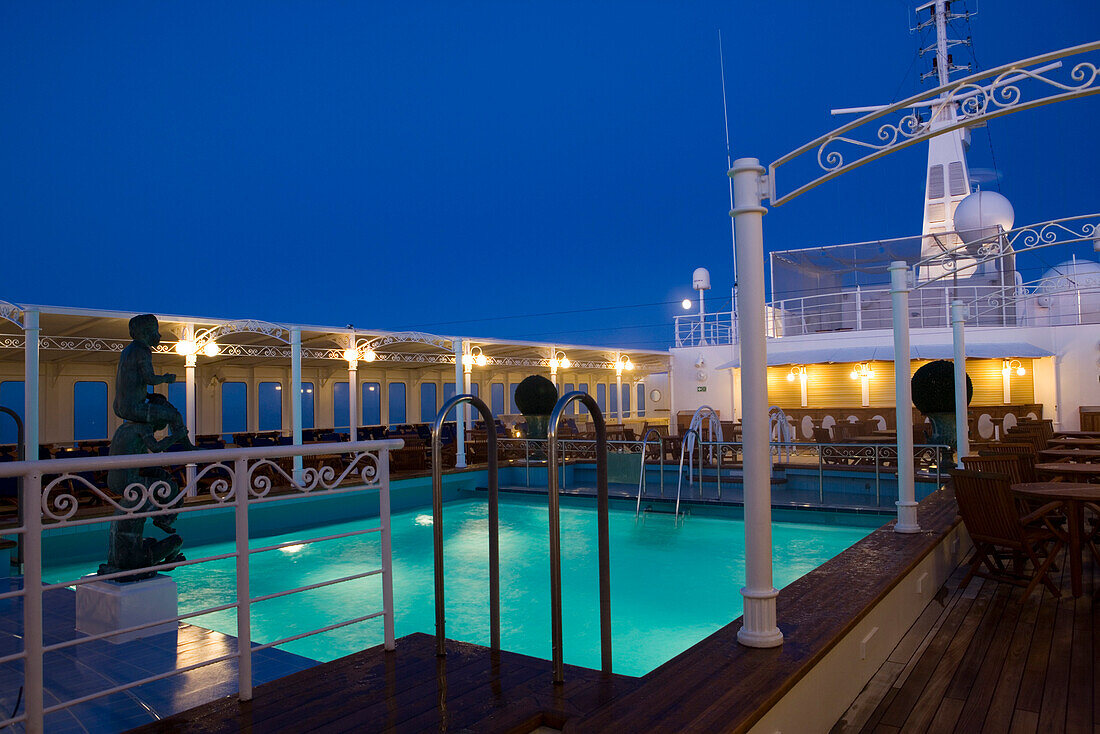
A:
[[46, 496, 873, 677]]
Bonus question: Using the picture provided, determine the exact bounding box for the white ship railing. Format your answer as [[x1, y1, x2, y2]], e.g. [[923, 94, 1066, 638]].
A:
[[0, 439, 400, 734]]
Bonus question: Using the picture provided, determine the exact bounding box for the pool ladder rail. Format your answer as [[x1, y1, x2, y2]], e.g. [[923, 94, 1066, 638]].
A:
[[429, 392, 612, 685], [635, 427, 665, 517]]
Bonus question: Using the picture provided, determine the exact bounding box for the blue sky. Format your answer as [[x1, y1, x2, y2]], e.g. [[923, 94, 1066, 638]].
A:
[[2, 1, 1097, 349]]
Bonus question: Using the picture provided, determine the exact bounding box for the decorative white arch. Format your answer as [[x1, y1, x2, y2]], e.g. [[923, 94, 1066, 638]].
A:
[[0, 300, 24, 329]]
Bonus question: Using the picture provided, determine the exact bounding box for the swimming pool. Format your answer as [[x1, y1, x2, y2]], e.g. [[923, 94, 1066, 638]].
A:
[[46, 495, 873, 677]]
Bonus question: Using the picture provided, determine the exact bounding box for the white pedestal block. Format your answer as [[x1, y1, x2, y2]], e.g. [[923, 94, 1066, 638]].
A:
[[75, 574, 178, 644]]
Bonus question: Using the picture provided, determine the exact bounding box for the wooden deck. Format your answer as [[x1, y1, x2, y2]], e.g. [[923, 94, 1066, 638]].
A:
[[834, 540, 1097, 733]]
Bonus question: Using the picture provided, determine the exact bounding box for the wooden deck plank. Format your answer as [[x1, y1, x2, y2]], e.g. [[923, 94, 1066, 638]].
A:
[[1009, 709, 1039, 734], [1066, 561, 1094, 734], [980, 581, 1044, 734], [927, 695, 965, 733], [944, 583, 1014, 701], [1016, 579, 1060, 713], [1037, 585, 1075, 733]]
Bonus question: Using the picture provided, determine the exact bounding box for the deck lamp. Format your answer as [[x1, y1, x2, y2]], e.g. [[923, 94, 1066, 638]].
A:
[[343, 347, 359, 363], [464, 346, 488, 369], [615, 355, 633, 374], [363, 348, 377, 362], [174, 340, 196, 356], [850, 363, 874, 380], [1002, 359, 1025, 377], [551, 350, 571, 370], [786, 365, 806, 382]]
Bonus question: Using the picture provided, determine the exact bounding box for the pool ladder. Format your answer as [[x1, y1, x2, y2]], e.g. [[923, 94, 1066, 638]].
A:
[[634, 427, 665, 517], [429, 392, 612, 685]]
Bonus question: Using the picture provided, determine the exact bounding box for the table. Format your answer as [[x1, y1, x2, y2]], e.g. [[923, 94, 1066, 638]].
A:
[[1035, 462, 1100, 481], [1038, 448, 1100, 462], [1048, 437, 1100, 447], [1053, 431, 1100, 438], [1013, 482, 1100, 597]]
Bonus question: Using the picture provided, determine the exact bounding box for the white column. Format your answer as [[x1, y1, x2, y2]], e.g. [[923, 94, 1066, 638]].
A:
[[348, 336, 359, 437], [454, 339, 466, 468], [290, 328, 303, 477], [890, 262, 920, 533], [730, 158, 782, 648], [951, 301, 969, 466], [24, 309, 39, 459], [615, 371, 623, 423]]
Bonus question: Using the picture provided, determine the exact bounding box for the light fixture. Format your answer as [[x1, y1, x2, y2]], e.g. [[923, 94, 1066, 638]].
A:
[[552, 350, 571, 370], [275, 384, 282, 391], [1003, 359, 1025, 377], [787, 365, 806, 382], [681, 299, 692, 310], [174, 340, 196, 356], [343, 347, 359, 363], [850, 363, 874, 380], [615, 355, 634, 374], [201, 341, 220, 357], [464, 346, 488, 368], [363, 348, 377, 362]]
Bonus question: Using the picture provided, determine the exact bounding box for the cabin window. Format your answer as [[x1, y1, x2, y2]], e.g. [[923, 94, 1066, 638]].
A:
[[636, 383, 646, 418], [333, 382, 349, 430], [443, 382, 456, 420], [621, 384, 631, 418], [609, 385, 618, 416], [0, 381, 25, 444], [167, 383, 186, 420], [362, 382, 381, 426], [579, 383, 589, 415], [420, 383, 437, 423], [221, 382, 247, 442], [258, 382, 282, 431], [490, 384, 505, 417], [301, 382, 315, 429], [509, 383, 519, 414], [596, 384, 606, 412], [388, 382, 406, 426], [563, 383, 575, 414], [73, 381, 109, 441]]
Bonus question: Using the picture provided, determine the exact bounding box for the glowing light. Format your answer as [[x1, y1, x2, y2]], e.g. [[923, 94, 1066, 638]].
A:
[[1017, 366, 1025, 377], [475, 354, 487, 367], [786, 372, 795, 382], [414, 514, 433, 526], [364, 348, 377, 362], [368, 385, 376, 391], [275, 384, 282, 391], [462, 354, 474, 367], [174, 340, 196, 356], [559, 356, 571, 369], [851, 363, 874, 380], [343, 348, 359, 362], [280, 544, 305, 554], [681, 299, 692, 310], [202, 342, 220, 357]]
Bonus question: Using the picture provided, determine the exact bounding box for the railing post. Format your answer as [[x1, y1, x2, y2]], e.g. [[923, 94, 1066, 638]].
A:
[[24, 469, 43, 734], [855, 285, 862, 331], [951, 301, 969, 467], [890, 262, 920, 533], [233, 458, 253, 700], [731, 158, 783, 648], [379, 449, 395, 650]]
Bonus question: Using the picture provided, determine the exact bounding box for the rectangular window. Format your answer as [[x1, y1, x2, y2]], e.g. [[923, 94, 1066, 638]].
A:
[[579, 383, 589, 415], [221, 382, 247, 442], [491, 384, 505, 417], [443, 382, 456, 420], [596, 384, 606, 413], [388, 382, 406, 426], [74, 381, 109, 441], [609, 385, 618, 417], [362, 382, 381, 425], [509, 383, 519, 414], [621, 384, 631, 418], [301, 382, 315, 430], [167, 382, 186, 420], [333, 382, 349, 430], [636, 383, 646, 418], [0, 381, 24, 445], [563, 383, 575, 414], [420, 383, 438, 423], [258, 382, 283, 431]]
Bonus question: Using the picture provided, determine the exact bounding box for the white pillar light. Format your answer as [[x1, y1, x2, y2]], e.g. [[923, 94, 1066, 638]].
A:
[[290, 328, 303, 478], [951, 301, 969, 466], [890, 262, 920, 533], [24, 309, 39, 460], [730, 158, 783, 648], [346, 336, 359, 438], [182, 325, 198, 495], [454, 340, 466, 468]]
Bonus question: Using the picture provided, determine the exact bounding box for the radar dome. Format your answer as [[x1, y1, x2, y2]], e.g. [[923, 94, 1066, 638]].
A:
[[953, 190, 1015, 243], [692, 267, 711, 290]]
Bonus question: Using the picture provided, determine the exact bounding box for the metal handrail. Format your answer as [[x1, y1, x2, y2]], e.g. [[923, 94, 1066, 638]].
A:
[[548, 391, 611, 683], [674, 428, 700, 517], [635, 427, 665, 516], [430, 394, 499, 656], [0, 406, 24, 568]]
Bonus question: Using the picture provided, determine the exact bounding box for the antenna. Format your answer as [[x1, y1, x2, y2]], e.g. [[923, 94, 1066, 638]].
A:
[[719, 30, 737, 294]]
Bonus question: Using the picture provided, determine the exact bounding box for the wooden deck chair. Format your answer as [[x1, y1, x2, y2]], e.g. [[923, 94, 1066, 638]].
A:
[[948, 469, 1064, 601]]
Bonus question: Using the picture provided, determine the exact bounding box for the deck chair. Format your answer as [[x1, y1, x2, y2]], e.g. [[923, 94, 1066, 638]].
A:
[[961, 454, 1030, 486], [948, 469, 1064, 601]]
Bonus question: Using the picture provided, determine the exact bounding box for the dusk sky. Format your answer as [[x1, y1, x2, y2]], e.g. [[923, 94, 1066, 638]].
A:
[[2, 2, 1097, 350]]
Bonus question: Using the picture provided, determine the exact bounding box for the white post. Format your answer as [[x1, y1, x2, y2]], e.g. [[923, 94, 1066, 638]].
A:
[[348, 335, 359, 437], [290, 328, 303, 478], [951, 301, 969, 466], [731, 157, 782, 648], [24, 309, 39, 459], [1002, 362, 1012, 404], [379, 450, 395, 649], [454, 340, 466, 468], [233, 458, 253, 700], [615, 371, 623, 423], [185, 324, 198, 494], [890, 262, 920, 533], [23, 470, 42, 733]]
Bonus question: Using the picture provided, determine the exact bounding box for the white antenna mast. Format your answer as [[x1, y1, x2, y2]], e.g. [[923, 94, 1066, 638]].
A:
[[719, 30, 737, 302]]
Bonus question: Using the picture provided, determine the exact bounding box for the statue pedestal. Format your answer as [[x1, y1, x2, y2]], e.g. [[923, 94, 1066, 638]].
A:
[[75, 574, 178, 644]]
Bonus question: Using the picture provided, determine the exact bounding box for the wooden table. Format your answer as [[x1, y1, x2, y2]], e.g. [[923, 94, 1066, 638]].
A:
[[1053, 431, 1100, 438], [1035, 462, 1100, 481], [1038, 448, 1100, 462], [1012, 482, 1100, 597], [1047, 437, 1100, 447]]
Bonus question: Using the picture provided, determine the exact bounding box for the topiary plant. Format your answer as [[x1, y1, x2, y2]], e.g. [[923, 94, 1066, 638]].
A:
[[911, 360, 973, 415], [514, 375, 559, 416]]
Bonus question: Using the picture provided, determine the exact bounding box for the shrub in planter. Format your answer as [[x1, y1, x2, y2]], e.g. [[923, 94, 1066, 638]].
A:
[[514, 375, 559, 440], [911, 360, 973, 449]]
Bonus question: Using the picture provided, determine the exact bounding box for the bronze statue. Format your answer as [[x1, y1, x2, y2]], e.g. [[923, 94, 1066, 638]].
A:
[[100, 314, 192, 581]]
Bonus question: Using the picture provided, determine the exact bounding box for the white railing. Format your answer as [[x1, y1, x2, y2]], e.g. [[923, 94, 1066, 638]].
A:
[[675, 274, 1099, 347], [0, 438, 400, 733]]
